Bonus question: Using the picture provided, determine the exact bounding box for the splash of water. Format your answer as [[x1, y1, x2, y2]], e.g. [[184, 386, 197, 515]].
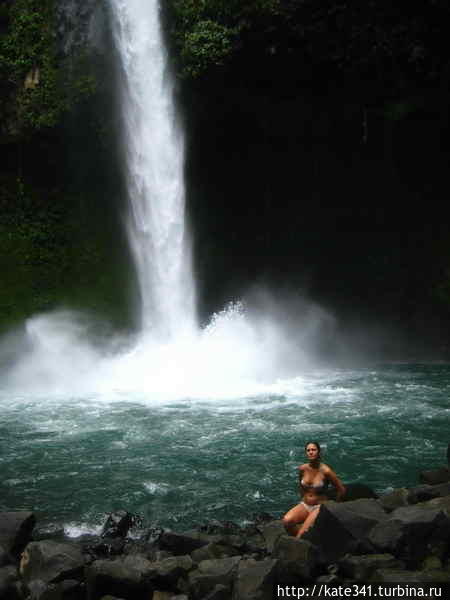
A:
[[109, 0, 196, 338], [3, 301, 326, 401]]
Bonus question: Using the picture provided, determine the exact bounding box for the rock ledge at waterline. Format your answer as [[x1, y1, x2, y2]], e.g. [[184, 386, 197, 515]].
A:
[[1, 467, 449, 599]]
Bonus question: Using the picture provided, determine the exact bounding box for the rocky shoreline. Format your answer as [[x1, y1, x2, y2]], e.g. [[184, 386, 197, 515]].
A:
[[1, 463, 449, 600]]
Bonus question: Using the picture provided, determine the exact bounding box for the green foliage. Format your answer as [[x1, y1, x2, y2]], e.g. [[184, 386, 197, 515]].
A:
[[0, 0, 97, 135], [168, 0, 450, 112], [168, 0, 281, 77], [0, 174, 133, 330], [181, 19, 237, 77]]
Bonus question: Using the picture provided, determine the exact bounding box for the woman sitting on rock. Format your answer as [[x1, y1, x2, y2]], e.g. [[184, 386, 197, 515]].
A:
[[282, 441, 346, 537]]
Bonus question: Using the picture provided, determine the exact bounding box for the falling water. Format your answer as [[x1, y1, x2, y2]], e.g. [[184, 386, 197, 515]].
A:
[[109, 0, 196, 338]]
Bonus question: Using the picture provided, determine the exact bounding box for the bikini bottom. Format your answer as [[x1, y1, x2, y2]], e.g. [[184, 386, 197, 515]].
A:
[[301, 501, 321, 513]]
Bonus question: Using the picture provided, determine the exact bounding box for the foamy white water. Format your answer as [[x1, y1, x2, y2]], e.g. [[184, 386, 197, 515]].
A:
[[110, 0, 196, 338]]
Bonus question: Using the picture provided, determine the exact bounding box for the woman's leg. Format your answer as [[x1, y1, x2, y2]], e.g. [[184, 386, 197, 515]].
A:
[[296, 505, 320, 537], [282, 503, 309, 536]]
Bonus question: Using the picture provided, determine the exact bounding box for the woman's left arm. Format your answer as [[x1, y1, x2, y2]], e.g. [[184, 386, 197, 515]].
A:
[[324, 466, 346, 501]]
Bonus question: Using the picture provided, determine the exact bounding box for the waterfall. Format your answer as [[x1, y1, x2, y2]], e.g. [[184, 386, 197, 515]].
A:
[[109, 0, 196, 339]]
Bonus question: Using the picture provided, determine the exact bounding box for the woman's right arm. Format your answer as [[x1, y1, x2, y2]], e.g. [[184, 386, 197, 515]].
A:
[[297, 465, 304, 494]]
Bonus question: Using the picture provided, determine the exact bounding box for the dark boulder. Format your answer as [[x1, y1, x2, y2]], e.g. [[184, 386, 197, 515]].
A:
[[143, 554, 193, 588], [257, 520, 285, 554], [85, 555, 153, 600], [101, 511, 137, 539], [158, 531, 209, 556], [378, 488, 409, 512], [0, 544, 9, 567], [272, 536, 319, 582], [191, 542, 241, 563], [338, 553, 404, 580], [233, 557, 278, 600], [199, 521, 243, 536], [407, 482, 450, 504], [368, 502, 450, 566], [26, 578, 84, 600], [187, 556, 241, 599], [303, 500, 387, 564], [0, 512, 36, 559], [0, 565, 22, 600], [20, 540, 85, 585], [201, 585, 228, 600], [419, 467, 449, 485], [328, 483, 378, 502], [371, 568, 450, 583]]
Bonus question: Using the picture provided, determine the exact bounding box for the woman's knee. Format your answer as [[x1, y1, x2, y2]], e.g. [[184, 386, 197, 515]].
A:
[[282, 514, 295, 526]]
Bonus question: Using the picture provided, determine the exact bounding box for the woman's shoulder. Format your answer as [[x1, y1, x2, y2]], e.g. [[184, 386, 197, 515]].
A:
[[320, 463, 332, 474], [298, 463, 308, 471]]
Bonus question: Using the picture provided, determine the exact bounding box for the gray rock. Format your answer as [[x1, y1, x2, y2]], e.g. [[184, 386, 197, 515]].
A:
[[191, 543, 241, 563], [315, 573, 339, 584], [378, 488, 409, 512], [421, 556, 443, 570], [419, 495, 450, 512], [20, 541, 84, 584], [0, 565, 22, 600], [233, 558, 278, 600], [158, 531, 208, 556], [26, 578, 84, 600], [338, 554, 405, 580], [85, 555, 153, 600], [144, 555, 193, 587], [272, 536, 318, 582], [257, 520, 285, 554], [152, 593, 171, 600], [242, 531, 266, 554], [202, 585, 229, 600], [371, 568, 450, 582], [419, 467, 449, 485], [0, 512, 36, 558], [188, 556, 241, 599], [101, 511, 136, 539], [408, 482, 450, 504], [303, 499, 387, 563], [368, 504, 450, 565], [328, 483, 378, 501], [0, 544, 9, 567]]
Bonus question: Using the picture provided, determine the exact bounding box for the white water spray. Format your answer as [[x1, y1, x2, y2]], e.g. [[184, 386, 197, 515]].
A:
[[110, 0, 196, 338]]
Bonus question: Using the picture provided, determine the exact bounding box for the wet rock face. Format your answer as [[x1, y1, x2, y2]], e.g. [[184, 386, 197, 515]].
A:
[[20, 540, 85, 584], [0, 565, 22, 600], [56, 0, 106, 56], [0, 512, 36, 560], [338, 553, 405, 580], [234, 557, 278, 600], [302, 499, 388, 564], [101, 511, 137, 539], [419, 467, 450, 485], [273, 536, 319, 583], [368, 504, 450, 567]]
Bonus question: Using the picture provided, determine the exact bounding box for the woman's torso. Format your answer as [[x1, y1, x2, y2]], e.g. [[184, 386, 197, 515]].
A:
[[300, 463, 329, 504]]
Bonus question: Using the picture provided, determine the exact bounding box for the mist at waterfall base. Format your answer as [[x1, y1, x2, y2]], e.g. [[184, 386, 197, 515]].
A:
[[1, 297, 449, 536]]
